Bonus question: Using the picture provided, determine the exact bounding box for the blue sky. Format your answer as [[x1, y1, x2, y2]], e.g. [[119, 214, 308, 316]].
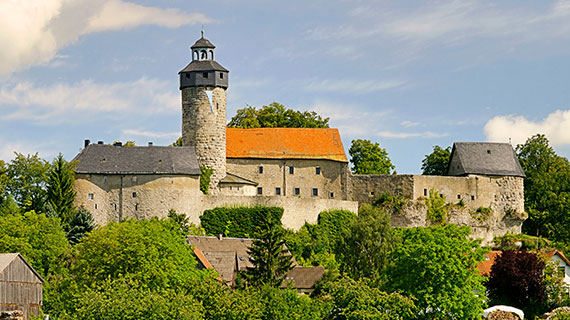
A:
[[2, 0, 570, 173]]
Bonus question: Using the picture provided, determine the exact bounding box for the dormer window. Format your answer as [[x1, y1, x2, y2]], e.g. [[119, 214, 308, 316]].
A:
[[202, 72, 208, 78]]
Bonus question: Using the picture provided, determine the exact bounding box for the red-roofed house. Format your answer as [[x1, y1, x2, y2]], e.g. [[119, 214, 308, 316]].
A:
[[225, 127, 350, 200]]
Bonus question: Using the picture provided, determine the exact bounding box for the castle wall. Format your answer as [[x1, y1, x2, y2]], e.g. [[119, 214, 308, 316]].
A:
[[348, 174, 414, 204], [74, 174, 201, 225], [75, 173, 357, 231], [181, 86, 226, 191], [227, 158, 348, 200]]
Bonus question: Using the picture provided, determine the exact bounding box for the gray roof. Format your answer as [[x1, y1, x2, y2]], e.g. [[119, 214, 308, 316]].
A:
[[179, 60, 229, 73], [446, 142, 525, 177], [281, 266, 325, 290], [220, 173, 258, 186], [73, 144, 201, 175], [191, 37, 215, 49]]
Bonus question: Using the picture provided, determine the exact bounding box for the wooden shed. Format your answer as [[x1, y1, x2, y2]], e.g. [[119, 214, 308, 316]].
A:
[[0, 253, 43, 320]]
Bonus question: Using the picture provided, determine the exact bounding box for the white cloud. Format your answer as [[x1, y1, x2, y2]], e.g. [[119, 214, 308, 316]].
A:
[[484, 109, 570, 146], [378, 131, 448, 139], [0, 0, 211, 75], [122, 129, 179, 139], [0, 78, 179, 123], [401, 120, 420, 128], [305, 79, 405, 93]]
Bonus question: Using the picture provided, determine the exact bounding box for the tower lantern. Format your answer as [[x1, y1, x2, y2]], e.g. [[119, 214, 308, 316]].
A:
[[179, 32, 229, 192]]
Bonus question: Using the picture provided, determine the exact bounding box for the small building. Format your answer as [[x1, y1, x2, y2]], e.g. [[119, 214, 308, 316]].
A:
[[0, 253, 44, 320], [446, 142, 525, 177], [187, 235, 325, 293]]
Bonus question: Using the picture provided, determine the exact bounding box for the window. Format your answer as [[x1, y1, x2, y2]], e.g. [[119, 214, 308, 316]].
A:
[[132, 192, 137, 198], [312, 188, 319, 197], [132, 176, 137, 183], [294, 188, 300, 195], [259, 166, 264, 174], [219, 73, 224, 79], [185, 73, 190, 79], [316, 167, 321, 175], [113, 203, 117, 210], [88, 193, 94, 200], [103, 176, 108, 183], [135, 204, 138, 211], [471, 195, 475, 200], [440, 194, 443, 198], [94, 203, 97, 209], [424, 189, 427, 196], [289, 166, 294, 174], [257, 187, 263, 195], [330, 192, 334, 198], [275, 187, 281, 195], [457, 194, 461, 199], [370, 191, 375, 197], [487, 150, 491, 154], [202, 72, 208, 78]]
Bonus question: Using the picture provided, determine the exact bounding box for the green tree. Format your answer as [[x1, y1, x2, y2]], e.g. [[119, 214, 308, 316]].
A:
[[242, 218, 293, 288], [516, 134, 570, 242], [5, 153, 50, 213], [337, 205, 396, 281], [318, 276, 417, 320], [384, 225, 486, 319], [349, 139, 395, 174], [227, 102, 329, 128], [0, 211, 70, 277], [66, 207, 94, 245], [421, 145, 451, 175], [171, 137, 183, 146], [70, 218, 204, 290], [46, 154, 76, 227]]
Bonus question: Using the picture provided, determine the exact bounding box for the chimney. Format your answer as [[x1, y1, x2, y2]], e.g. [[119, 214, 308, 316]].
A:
[[98, 141, 104, 145], [113, 142, 122, 147], [84, 139, 91, 147], [148, 142, 153, 146]]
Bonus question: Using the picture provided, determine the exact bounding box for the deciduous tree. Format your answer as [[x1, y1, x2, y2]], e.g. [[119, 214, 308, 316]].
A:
[[349, 139, 395, 174], [421, 145, 451, 175], [384, 225, 486, 319], [227, 102, 329, 128], [5, 153, 50, 213]]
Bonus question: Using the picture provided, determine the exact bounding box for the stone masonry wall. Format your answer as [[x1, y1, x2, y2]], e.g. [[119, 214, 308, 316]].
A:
[[75, 174, 358, 230], [181, 86, 226, 192], [227, 158, 348, 200]]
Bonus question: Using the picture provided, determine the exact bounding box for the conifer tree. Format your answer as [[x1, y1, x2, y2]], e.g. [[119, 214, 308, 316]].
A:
[[46, 153, 76, 227], [66, 207, 95, 245], [243, 218, 293, 288]]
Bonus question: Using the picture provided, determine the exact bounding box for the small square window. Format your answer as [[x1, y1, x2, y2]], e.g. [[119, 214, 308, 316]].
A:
[[103, 176, 108, 183], [471, 195, 475, 200], [132, 192, 137, 198], [312, 188, 319, 197], [487, 150, 491, 154], [370, 191, 375, 197], [275, 187, 281, 195], [88, 193, 94, 200], [330, 192, 334, 198], [259, 166, 264, 174], [219, 73, 223, 79], [457, 194, 461, 199], [294, 188, 300, 195], [289, 166, 294, 174], [316, 167, 321, 175], [202, 72, 208, 78], [257, 187, 263, 195], [185, 74, 190, 79]]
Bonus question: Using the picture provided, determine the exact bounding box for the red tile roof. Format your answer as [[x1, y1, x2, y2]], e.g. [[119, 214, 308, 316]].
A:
[[226, 128, 348, 162], [478, 250, 570, 277]]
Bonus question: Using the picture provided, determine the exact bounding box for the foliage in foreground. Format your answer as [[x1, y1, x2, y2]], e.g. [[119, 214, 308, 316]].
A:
[[384, 225, 487, 319]]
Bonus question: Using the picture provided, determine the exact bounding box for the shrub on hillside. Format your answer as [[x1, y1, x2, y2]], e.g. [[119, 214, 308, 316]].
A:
[[200, 206, 283, 238]]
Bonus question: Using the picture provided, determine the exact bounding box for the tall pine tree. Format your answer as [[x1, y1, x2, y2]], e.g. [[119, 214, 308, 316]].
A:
[[243, 218, 293, 288], [46, 154, 76, 228]]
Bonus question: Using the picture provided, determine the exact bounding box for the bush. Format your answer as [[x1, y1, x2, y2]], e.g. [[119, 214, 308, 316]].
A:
[[200, 166, 213, 195], [424, 189, 448, 224], [200, 206, 283, 238], [374, 192, 407, 213], [472, 206, 493, 222]]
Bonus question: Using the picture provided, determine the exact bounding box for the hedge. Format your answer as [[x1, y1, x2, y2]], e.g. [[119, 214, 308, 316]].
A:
[[200, 206, 283, 238]]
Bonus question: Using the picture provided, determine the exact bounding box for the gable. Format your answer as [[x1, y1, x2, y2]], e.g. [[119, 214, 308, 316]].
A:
[[0, 253, 43, 283], [226, 128, 348, 162], [446, 142, 525, 177]]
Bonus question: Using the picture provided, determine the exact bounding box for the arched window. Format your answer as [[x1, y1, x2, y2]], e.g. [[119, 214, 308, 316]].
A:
[[209, 50, 214, 60], [201, 50, 207, 59], [193, 50, 198, 60]]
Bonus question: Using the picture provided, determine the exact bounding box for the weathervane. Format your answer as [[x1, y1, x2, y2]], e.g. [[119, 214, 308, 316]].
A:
[[201, 26, 204, 38]]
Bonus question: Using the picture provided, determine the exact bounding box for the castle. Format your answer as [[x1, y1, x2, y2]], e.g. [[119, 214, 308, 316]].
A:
[[72, 34, 526, 243]]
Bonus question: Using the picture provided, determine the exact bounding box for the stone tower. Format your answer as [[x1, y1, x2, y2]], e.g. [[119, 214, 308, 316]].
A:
[[179, 32, 229, 191]]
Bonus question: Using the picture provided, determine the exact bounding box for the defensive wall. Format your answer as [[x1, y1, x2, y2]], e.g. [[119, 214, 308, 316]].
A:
[[74, 174, 358, 230]]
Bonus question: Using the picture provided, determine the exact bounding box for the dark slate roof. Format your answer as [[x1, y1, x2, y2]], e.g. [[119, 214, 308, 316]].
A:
[[73, 144, 201, 175], [219, 173, 258, 186], [179, 60, 229, 73], [446, 142, 525, 177], [191, 37, 215, 49]]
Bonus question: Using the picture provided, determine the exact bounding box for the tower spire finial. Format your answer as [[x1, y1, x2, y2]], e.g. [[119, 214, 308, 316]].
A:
[[201, 26, 204, 38]]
